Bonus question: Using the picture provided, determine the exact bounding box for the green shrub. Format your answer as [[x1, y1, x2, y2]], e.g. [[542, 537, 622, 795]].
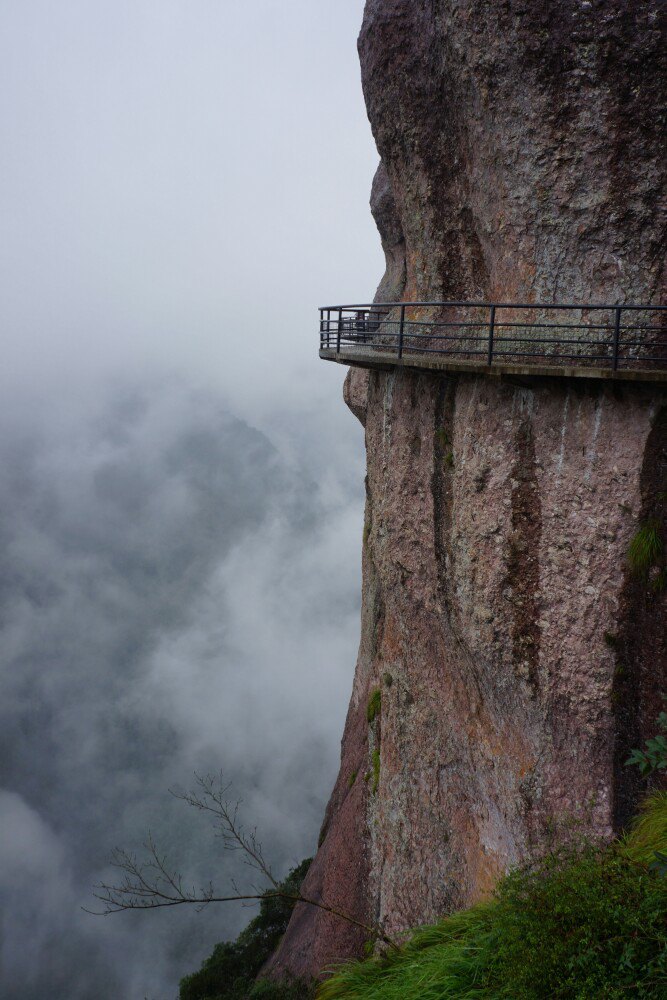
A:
[[318, 797, 667, 1000], [626, 710, 667, 776], [366, 689, 381, 725], [179, 859, 313, 1000], [490, 845, 667, 998], [628, 521, 663, 577]]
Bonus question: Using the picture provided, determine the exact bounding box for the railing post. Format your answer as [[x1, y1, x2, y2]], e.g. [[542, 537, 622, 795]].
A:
[[612, 306, 622, 371], [398, 304, 406, 359], [487, 304, 496, 365], [336, 308, 343, 354], [319, 309, 324, 349]]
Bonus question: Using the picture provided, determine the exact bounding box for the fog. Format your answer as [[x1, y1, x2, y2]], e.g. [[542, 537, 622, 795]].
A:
[[0, 2, 381, 997]]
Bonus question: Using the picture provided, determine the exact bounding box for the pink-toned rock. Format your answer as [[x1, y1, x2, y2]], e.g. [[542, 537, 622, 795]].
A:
[[360, 375, 665, 935], [342, 368, 370, 427], [270, 0, 666, 978]]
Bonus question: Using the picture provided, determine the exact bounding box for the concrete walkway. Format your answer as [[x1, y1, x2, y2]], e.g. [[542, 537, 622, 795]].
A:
[[320, 346, 667, 384]]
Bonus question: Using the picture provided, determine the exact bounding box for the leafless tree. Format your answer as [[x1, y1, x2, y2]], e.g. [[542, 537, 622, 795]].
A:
[[86, 772, 397, 950]]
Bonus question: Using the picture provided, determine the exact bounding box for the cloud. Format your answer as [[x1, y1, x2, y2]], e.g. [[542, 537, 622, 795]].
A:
[[0, 378, 364, 998], [0, 0, 377, 994], [0, 0, 382, 421], [0, 789, 103, 997]]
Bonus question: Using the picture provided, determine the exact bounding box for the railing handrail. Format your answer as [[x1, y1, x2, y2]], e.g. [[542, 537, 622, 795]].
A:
[[317, 300, 667, 380], [320, 301, 667, 311]]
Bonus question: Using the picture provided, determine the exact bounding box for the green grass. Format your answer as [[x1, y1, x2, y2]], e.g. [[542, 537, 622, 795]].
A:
[[622, 792, 667, 866], [367, 689, 382, 725], [627, 521, 663, 577], [317, 796, 667, 1000], [318, 906, 496, 1000]]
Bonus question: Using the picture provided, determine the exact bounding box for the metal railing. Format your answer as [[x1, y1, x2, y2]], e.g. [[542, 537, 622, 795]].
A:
[[318, 302, 667, 373]]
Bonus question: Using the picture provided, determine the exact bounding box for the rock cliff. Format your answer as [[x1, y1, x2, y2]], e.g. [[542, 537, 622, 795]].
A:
[[270, 0, 666, 977]]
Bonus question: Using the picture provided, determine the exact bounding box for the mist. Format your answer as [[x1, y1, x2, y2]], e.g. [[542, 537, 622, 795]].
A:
[[0, 380, 365, 998], [0, 1, 381, 997]]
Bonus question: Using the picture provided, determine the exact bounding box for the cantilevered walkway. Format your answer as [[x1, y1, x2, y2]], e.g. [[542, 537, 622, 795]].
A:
[[319, 302, 667, 383]]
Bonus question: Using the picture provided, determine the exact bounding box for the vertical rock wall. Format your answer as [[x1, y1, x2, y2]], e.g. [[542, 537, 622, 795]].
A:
[[269, 0, 666, 977], [359, 0, 666, 305], [360, 374, 665, 938]]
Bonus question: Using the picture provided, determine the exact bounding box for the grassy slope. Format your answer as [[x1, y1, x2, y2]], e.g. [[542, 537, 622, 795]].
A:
[[318, 795, 667, 1000]]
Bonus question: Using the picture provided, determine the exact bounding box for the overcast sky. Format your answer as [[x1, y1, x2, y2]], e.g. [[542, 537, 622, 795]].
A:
[[0, 3, 382, 997], [0, 0, 382, 420]]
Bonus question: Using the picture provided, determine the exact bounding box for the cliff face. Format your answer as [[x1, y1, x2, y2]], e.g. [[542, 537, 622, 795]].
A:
[[269, 1, 666, 976], [361, 0, 665, 306]]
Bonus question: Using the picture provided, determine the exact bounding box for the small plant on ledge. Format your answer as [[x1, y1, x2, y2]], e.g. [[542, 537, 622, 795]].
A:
[[626, 705, 667, 776], [366, 688, 381, 725], [627, 520, 663, 578]]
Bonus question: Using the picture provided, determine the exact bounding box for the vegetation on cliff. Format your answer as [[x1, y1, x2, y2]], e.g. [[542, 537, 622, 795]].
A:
[[318, 795, 667, 999], [626, 710, 667, 778], [366, 689, 382, 725], [628, 521, 665, 582], [171, 692, 667, 1000], [317, 726, 667, 999], [179, 859, 315, 1000]]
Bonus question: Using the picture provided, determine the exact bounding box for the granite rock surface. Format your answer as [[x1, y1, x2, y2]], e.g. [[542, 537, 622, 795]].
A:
[[268, 0, 666, 977]]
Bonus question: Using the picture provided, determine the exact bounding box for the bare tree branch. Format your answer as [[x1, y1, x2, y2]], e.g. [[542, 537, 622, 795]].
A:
[[87, 773, 398, 950], [169, 773, 276, 887]]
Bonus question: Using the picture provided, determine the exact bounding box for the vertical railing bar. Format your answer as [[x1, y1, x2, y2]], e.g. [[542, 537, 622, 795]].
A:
[[398, 304, 406, 359], [612, 305, 622, 371], [487, 304, 496, 365], [337, 308, 343, 354], [326, 309, 330, 348]]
